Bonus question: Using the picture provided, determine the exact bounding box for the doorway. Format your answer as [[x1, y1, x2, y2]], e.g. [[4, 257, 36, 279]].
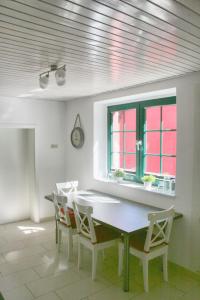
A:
[[0, 128, 36, 224]]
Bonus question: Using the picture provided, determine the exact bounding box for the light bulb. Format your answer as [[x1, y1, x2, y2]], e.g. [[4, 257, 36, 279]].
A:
[[39, 73, 49, 89], [55, 67, 66, 86]]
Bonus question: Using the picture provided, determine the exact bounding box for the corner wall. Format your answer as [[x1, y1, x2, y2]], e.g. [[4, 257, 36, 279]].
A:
[[65, 71, 200, 272]]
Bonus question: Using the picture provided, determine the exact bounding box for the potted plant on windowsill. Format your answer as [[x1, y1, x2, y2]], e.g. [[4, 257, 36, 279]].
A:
[[113, 168, 125, 183], [142, 175, 156, 190]]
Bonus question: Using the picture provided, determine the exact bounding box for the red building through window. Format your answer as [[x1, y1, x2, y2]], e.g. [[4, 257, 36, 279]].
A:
[[109, 100, 176, 179]]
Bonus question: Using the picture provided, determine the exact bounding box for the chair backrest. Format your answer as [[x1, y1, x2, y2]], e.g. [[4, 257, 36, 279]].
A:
[[52, 192, 71, 226], [72, 201, 97, 243], [144, 206, 175, 252], [56, 181, 78, 195]]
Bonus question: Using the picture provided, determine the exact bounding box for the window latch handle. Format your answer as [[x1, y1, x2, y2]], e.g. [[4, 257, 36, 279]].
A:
[[136, 140, 142, 151]]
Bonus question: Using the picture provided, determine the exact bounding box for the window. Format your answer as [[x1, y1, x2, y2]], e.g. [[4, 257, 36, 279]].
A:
[[108, 97, 176, 182]]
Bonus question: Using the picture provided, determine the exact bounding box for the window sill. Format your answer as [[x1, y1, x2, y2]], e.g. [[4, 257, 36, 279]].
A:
[[95, 177, 176, 198]]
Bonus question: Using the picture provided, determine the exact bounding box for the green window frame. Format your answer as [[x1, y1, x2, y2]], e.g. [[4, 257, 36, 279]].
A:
[[107, 96, 176, 182]]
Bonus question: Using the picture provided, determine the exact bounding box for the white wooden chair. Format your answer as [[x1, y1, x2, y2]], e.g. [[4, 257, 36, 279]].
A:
[[54, 181, 78, 243], [118, 206, 175, 292], [72, 201, 120, 280], [56, 181, 78, 196], [53, 192, 77, 259]]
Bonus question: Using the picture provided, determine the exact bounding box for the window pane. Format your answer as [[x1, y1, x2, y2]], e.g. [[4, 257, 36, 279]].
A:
[[112, 132, 123, 152], [125, 154, 136, 171], [112, 111, 124, 131], [162, 132, 176, 155], [146, 132, 160, 154], [124, 109, 136, 131], [111, 153, 123, 169], [145, 155, 160, 174], [162, 157, 176, 176], [125, 132, 136, 153], [146, 106, 161, 130], [163, 105, 176, 129]]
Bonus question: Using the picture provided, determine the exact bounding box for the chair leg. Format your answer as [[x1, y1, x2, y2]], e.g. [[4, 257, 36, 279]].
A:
[[78, 239, 82, 270], [67, 229, 73, 260], [163, 252, 168, 282], [142, 259, 149, 292], [55, 220, 58, 244], [92, 249, 98, 280], [58, 229, 62, 252], [118, 243, 123, 276]]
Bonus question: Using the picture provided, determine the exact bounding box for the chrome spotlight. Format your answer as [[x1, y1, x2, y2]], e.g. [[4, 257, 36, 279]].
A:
[[39, 73, 49, 89], [55, 65, 66, 86]]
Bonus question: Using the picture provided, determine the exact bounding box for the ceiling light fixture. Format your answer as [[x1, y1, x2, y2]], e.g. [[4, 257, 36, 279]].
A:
[[39, 64, 66, 89]]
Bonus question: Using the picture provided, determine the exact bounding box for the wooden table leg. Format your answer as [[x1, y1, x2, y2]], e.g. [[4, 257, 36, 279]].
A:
[[123, 233, 130, 292]]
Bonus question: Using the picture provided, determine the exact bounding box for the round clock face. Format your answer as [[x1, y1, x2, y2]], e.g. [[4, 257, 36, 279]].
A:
[[71, 127, 84, 148]]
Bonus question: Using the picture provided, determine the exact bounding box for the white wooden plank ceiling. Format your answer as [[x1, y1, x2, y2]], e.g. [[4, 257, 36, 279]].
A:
[[0, 0, 200, 100]]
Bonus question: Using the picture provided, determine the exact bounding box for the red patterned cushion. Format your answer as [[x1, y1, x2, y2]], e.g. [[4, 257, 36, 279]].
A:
[[59, 207, 76, 228]]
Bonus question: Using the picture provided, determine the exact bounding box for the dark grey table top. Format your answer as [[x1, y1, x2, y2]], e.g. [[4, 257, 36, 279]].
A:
[[45, 190, 182, 234]]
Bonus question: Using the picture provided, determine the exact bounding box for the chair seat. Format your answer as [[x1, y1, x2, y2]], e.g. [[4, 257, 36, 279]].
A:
[[93, 225, 120, 244], [129, 229, 167, 253], [129, 229, 147, 252]]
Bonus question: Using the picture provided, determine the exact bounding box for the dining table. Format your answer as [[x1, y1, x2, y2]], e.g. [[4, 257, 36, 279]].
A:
[[45, 189, 182, 292]]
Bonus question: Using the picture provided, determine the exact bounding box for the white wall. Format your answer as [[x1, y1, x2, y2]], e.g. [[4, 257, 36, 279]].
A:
[[0, 98, 66, 222], [65, 71, 200, 272]]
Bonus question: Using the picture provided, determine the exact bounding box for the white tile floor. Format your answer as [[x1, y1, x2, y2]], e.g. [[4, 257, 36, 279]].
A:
[[0, 220, 199, 300]]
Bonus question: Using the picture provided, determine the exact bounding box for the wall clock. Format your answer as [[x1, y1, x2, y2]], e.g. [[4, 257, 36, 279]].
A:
[[71, 114, 84, 148]]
